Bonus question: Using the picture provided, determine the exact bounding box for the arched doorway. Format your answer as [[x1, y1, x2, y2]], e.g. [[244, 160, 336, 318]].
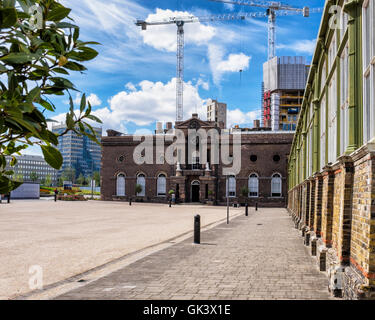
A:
[[191, 180, 200, 202]]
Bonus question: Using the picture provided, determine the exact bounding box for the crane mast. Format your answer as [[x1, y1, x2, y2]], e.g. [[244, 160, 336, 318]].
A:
[[176, 21, 184, 121]]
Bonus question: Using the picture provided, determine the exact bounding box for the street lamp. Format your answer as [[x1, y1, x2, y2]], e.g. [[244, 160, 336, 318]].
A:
[[226, 175, 229, 224], [89, 149, 95, 200]]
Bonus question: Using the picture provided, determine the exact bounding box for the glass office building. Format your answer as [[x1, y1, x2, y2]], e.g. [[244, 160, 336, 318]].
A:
[[52, 124, 102, 178]]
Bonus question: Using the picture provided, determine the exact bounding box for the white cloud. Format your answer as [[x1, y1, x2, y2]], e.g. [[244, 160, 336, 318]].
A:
[[224, 3, 235, 11], [208, 44, 251, 86], [277, 39, 317, 55], [227, 109, 260, 128], [72, 93, 102, 107], [141, 9, 216, 52], [108, 78, 205, 126], [125, 82, 137, 92], [53, 78, 206, 133]]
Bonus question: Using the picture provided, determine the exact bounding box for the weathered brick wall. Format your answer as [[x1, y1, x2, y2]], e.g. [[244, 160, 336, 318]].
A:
[[314, 175, 323, 237], [332, 168, 344, 257], [350, 153, 375, 286], [309, 179, 315, 230], [321, 170, 334, 246]]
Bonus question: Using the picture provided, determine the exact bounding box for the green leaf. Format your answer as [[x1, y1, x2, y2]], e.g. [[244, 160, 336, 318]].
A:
[[73, 27, 79, 43], [47, 6, 71, 22], [85, 114, 102, 124], [0, 176, 22, 194], [80, 93, 86, 113], [52, 67, 70, 75], [69, 47, 98, 62], [40, 145, 63, 170], [27, 87, 41, 103], [54, 22, 78, 29], [64, 61, 87, 71], [0, 8, 17, 29], [0, 52, 35, 64], [38, 99, 55, 112]]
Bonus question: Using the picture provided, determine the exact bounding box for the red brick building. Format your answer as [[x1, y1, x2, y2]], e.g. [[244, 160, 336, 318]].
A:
[[101, 114, 293, 207]]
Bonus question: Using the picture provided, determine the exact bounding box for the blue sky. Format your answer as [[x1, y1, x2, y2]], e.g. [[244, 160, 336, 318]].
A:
[[40, 0, 324, 153]]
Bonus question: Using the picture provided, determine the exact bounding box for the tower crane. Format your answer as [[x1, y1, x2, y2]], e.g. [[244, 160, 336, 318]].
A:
[[209, 0, 322, 60], [136, 4, 321, 122], [136, 13, 254, 121]]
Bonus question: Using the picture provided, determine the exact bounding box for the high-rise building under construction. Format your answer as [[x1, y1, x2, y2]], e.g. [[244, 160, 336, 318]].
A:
[[262, 56, 309, 131]]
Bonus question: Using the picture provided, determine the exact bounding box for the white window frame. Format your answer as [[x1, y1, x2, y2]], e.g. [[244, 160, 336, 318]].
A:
[[340, 44, 349, 154], [271, 173, 282, 197], [328, 76, 337, 163], [157, 174, 166, 197], [320, 94, 326, 170], [226, 176, 236, 198], [363, 0, 375, 144], [248, 173, 259, 198], [116, 173, 125, 196], [136, 173, 146, 197]]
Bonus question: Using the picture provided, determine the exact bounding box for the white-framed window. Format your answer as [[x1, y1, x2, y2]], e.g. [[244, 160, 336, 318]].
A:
[[248, 174, 259, 197], [328, 33, 336, 71], [226, 176, 236, 198], [116, 173, 125, 196], [136, 173, 146, 196], [363, 0, 375, 143], [157, 174, 166, 196], [339, 1, 349, 41], [308, 127, 313, 176], [328, 76, 338, 163], [321, 60, 327, 93], [320, 94, 326, 170], [271, 173, 282, 197], [340, 44, 349, 154]]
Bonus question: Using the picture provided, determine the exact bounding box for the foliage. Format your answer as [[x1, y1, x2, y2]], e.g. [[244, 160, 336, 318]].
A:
[[135, 184, 143, 195], [76, 172, 85, 185], [93, 170, 100, 186], [60, 166, 75, 183], [29, 171, 38, 181], [0, 0, 102, 194], [168, 189, 175, 195], [240, 186, 249, 197], [57, 194, 86, 201], [43, 173, 51, 186], [207, 190, 213, 195]]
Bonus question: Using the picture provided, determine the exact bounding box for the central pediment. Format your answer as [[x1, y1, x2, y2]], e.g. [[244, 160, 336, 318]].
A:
[[175, 114, 217, 130]]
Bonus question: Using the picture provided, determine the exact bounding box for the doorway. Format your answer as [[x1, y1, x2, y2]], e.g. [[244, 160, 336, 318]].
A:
[[191, 180, 200, 202]]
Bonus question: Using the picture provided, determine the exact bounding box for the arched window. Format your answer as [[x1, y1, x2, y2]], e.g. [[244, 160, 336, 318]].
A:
[[271, 173, 282, 197], [116, 173, 125, 196], [157, 174, 166, 196], [137, 173, 146, 196], [248, 173, 259, 197], [226, 176, 236, 198]]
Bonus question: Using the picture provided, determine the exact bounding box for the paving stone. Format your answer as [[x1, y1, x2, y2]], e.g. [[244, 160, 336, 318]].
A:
[[55, 208, 331, 300]]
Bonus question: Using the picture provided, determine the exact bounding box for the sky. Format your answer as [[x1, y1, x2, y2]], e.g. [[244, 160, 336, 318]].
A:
[[29, 0, 324, 155]]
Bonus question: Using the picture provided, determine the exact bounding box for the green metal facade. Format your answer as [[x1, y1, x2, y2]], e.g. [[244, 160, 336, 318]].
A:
[[288, 0, 366, 189]]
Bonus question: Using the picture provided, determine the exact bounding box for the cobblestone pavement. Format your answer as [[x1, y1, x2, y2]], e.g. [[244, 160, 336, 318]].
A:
[[56, 208, 331, 300]]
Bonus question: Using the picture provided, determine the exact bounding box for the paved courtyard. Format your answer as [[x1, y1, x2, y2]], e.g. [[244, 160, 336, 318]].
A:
[[56, 208, 331, 300], [0, 200, 237, 300]]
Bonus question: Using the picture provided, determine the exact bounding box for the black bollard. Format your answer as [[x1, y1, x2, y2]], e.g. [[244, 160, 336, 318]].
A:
[[169, 199, 172, 207], [255, 202, 258, 211], [129, 198, 132, 206], [245, 203, 248, 216], [194, 215, 200, 244], [7, 193, 10, 204]]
